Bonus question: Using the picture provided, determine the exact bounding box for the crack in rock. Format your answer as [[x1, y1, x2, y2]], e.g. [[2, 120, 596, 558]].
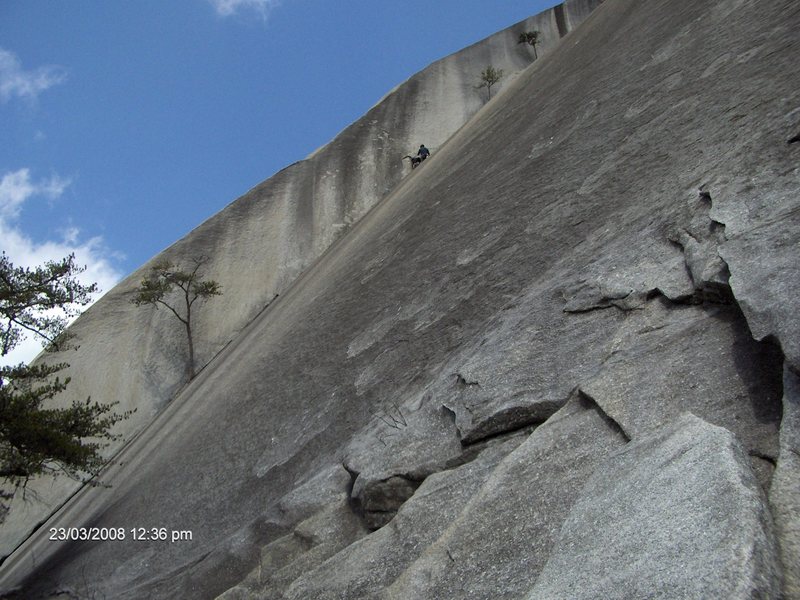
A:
[[666, 188, 735, 305], [458, 401, 563, 446], [577, 389, 632, 443], [454, 373, 480, 389], [564, 188, 736, 317], [563, 287, 644, 314], [351, 473, 426, 531]]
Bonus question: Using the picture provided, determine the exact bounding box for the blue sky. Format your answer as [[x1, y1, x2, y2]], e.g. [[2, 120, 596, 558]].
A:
[[1, 0, 556, 362]]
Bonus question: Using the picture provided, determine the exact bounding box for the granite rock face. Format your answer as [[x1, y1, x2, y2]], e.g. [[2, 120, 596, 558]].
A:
[[527, 413, 780, 600], [0, 0, 604, 558], [1, 0, 799, 598], [771, 367, 800, 599]]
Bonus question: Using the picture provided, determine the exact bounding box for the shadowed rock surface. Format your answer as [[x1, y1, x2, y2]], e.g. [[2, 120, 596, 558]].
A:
[[1, 0, 799, 598]]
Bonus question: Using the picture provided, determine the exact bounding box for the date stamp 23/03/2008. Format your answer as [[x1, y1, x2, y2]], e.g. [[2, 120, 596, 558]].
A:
[[48, 527, 193, 543]]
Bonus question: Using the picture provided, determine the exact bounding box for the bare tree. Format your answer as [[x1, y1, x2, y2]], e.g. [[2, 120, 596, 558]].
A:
[[476, 66, 504, 102], [132, 257, 222, 380], [518, 30, 541, 59]]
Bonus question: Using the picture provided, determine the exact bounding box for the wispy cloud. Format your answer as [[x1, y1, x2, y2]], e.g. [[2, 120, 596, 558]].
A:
[[0, 168, 123, 366], [0, 48, 68, 104], [0, 168, 71, 219], [208, 0, 281, 20]]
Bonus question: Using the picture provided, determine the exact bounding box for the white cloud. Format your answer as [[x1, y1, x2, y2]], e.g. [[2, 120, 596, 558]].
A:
[[209, 0, 280, 19], [0, 48, 67, 104], [0, 169, 123, 367], [0, 169, 71, 219]]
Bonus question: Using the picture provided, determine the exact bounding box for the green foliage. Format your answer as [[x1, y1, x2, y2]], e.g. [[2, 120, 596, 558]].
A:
[[0, 252, 97, 355], [476, 66, 504, 101], [0, 363, 125, 481], [132, 257, 222, 379], [518, 30, 541, 58], [0, 252, 128, 498]]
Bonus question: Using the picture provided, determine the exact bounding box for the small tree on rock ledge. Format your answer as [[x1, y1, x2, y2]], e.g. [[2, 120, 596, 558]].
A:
[[518, 30, 541, 59], [476, 66, 504, 102], [132, 257, 222, 380]]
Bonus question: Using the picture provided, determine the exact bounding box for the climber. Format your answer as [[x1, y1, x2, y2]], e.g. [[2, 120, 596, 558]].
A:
[[403, 145, 431, 170]]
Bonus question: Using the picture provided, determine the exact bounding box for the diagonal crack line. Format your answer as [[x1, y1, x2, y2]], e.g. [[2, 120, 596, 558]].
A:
[[578, 388, 632, 443]]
